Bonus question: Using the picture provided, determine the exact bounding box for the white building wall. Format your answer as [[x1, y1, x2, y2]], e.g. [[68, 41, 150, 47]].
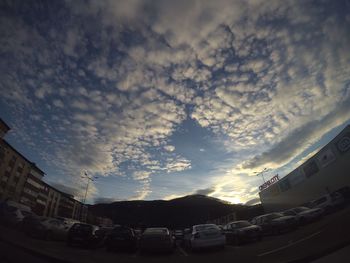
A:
[[260, 125, 350, 212]]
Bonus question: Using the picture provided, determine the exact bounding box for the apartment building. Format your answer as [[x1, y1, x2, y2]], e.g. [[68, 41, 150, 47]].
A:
[[0, 118, 87, 221]]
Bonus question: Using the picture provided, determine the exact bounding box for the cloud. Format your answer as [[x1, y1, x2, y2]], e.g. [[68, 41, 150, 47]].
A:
[[242, 100, 350, 170], [34, 84, 53, 99], [1, 0, 349, 204], [164, 145, 175, 152], [194, 187, 216, 196], [52, 99, 64, 108]]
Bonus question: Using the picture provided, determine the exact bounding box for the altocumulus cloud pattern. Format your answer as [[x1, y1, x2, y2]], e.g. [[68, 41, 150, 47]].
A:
[[0, 0, 350, 204]]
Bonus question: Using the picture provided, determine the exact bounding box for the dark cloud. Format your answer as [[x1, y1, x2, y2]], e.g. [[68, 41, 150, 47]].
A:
[[194, 187, 216, 196], [243, 100, 350, 170]]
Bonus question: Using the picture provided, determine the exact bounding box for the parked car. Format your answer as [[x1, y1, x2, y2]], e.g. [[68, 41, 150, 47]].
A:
[[139, 228, 174, 253], [223, 220, 262, 245], [282, 206, 323, 224], [67, 223, 104, 248], [310, 193, 344, 213], [21, 214, 43, 234], [251, 213, 297, 235], [183, 224, 226, 251], [24, 217, 69, 240], [0, 201, 32, 228], [105, 225, 138, 252], [173, 229, 184, 240], [55, 217, 79, 230], [333, 187, 350, 203]]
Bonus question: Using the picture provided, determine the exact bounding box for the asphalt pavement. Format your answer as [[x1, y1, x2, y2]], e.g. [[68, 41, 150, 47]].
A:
[[1, 205, 350, 263]]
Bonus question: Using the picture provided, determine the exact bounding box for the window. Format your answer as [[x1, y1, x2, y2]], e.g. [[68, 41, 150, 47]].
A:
[[26, 178, 42, 189], [23, 187, 37, 197], [303, 160, 319, 178], [17, 166, 23, 173]]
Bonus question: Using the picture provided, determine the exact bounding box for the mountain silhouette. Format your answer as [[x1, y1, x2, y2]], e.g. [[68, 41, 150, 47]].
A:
[[88, 195, 263, 228]]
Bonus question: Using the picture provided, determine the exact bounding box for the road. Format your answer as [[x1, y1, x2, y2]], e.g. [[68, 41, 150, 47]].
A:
[[1, 206, 350, 263]]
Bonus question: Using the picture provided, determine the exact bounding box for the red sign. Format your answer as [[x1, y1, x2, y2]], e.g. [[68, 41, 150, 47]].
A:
[[259, 174, 279, 191]]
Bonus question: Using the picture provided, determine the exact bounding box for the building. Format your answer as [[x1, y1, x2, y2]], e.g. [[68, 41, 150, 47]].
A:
[[36, 181, 61, 218], [0, 118, 87, 221], [0, 141, 41, 205], [260, 125, 350, 212], [0, 119, 10, 139], [21, 165, 45, 210]]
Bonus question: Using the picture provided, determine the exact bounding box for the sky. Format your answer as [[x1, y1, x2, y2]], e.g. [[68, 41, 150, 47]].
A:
[[0, 0, 350, 205]]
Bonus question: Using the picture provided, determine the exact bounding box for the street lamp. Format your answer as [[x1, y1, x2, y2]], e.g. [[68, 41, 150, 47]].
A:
[[254, 168, 269, 183], [81, 172, 98, 205]]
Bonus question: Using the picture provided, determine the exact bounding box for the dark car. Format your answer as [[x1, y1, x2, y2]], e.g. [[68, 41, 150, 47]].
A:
[[333, 186, 350, 204], [67, 223, 104, 248], [105, 225, 138, 252], [223, 220, 262, 245], [22, 216, 68, 240], [251, 213, 297, 235], [139, 228, 174, 253], [173, 229, 184, 240], [22, 215, 47, 238]]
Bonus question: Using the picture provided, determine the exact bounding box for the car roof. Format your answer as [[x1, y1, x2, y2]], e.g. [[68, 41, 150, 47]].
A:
[[193, 224, 216, 227], [228, 220, 249, 224]]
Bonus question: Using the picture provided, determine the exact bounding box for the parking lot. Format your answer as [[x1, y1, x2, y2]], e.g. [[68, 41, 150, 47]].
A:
[[1, 205, 350, 263]]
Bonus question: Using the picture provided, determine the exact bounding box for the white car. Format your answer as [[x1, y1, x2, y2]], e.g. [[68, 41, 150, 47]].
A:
[[283, 207, 323, 224], [184, 224, 226, 250], [310, 193, 344, 213]]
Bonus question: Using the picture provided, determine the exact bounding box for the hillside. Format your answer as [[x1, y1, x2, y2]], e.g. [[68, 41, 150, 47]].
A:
[[88, 195, 263, 228]]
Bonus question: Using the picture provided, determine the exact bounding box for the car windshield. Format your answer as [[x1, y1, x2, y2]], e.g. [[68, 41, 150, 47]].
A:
[[294, 207, 309, 213], [194, 225, 219, 232], [283, 211, 295, 216], [72, 224, 92, 231], [112, 227, 131, 234], [268, 213, 284, 219], [144, 228, 168, 235], [233, 221, 251, 228]]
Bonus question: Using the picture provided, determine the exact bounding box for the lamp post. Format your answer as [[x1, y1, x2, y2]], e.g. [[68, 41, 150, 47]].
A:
[[81, 172, 98, 204], [81, 172, 98, 222], [254, 168, 268, 184]]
